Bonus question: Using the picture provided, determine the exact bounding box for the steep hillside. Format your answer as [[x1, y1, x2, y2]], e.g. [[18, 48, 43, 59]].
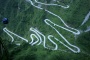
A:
[[0, 0, 90, 60]]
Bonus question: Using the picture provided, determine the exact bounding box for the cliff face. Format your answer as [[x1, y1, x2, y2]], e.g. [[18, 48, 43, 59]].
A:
[[0, 0, 90, 60]]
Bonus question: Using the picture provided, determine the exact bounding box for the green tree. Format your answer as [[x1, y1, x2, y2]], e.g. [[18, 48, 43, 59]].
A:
[[0, 37, 9, 60]]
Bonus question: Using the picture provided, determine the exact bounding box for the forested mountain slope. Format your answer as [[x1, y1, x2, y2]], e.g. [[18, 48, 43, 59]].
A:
[[0, 0, 90, 60]]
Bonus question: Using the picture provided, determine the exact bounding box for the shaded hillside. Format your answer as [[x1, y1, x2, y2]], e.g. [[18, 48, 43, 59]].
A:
[[0, 0, 90, 60]]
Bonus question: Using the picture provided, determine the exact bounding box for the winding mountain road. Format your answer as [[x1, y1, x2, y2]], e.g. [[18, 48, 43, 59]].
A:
[[3, 0, 81, 53]]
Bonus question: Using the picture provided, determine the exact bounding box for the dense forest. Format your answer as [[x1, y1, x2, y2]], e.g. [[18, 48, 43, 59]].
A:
[[0, 0, 90, 60]]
